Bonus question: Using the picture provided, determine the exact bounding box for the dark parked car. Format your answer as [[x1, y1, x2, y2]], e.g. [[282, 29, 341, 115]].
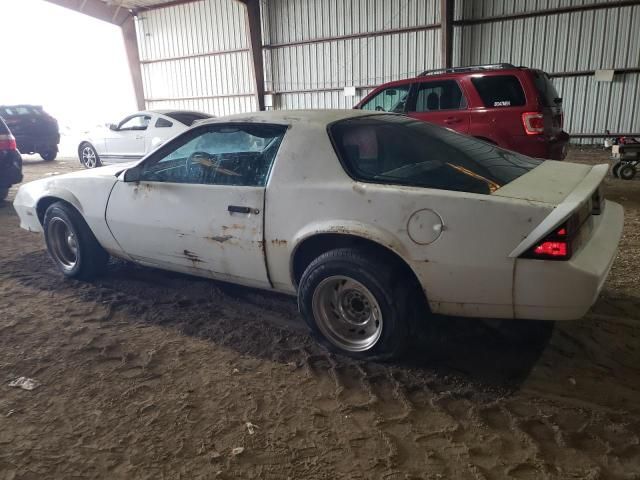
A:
[[0, 117, 23, 200], [355, 63, 570, 160], [0, 105, 60, 161]]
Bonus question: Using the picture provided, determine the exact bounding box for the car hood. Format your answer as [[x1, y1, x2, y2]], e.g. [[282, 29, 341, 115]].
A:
[[53, 162, 138, 180], [492, 160, 593, 205]]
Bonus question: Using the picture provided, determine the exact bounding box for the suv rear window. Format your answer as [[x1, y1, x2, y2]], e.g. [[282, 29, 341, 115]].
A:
[[532, 71, 560, 107], [0, 106, 42, 116], [471, 75, 526, 108], [330, 114, 541, 195]]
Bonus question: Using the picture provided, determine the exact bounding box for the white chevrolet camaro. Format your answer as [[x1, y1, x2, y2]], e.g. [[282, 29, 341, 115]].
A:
[[78, 110, 211, 169], [14, 110, 624, 359]]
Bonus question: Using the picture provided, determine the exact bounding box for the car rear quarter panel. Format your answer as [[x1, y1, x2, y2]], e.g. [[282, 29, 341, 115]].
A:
[[264, 122, 553, 318]]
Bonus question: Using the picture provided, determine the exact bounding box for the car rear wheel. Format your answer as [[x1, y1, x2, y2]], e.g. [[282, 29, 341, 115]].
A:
[[79, 143, 101, 169], [298, 248, 413, 360], [40, 149, 57, 162], [44, 202, 109, 279], [619, 164, 637, 180]]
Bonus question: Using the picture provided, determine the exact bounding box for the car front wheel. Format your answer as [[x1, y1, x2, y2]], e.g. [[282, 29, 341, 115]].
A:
[[298, 248, 413, 360], [79, 143, 101, 169], [44, 202, 109, 279]]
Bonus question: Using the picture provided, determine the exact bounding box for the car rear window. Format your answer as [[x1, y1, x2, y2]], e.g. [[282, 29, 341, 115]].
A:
[[330, 114, 541, 195], [532, 70, 560, 107], [471, 75, 526, 108], [0, 106, 42, 116], [165, 111, 210, 126]]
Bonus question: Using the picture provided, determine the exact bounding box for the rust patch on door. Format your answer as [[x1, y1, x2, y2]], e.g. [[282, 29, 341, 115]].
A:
[[271, 239, 287, 246], [183, 249, 203, 264], [206, 235, 233, 243]]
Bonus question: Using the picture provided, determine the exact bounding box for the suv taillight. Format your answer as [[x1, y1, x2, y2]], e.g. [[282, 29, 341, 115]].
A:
[[522, 112, 544, 135], [0, 133, 17, 150], [523, 224, 571, 260]]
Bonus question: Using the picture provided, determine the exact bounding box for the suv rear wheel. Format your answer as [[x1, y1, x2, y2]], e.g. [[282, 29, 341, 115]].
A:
[[40, 149, 57, 162], [298, 248, 413, 360]]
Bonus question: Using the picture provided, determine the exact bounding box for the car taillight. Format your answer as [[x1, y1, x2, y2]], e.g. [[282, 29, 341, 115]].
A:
[[522, 112, 544, 135], [0, 133, 17, 150], [523, 223, 572, 260]]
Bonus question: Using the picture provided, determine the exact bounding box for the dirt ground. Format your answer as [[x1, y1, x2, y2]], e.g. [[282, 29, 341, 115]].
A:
[[1, 149, 640, 480]]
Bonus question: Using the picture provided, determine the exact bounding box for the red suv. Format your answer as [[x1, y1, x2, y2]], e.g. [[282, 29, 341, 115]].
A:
[[355, 64, 569, 160]]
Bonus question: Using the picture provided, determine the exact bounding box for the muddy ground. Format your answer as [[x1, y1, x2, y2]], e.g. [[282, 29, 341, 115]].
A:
[[1, 149, 640, 480]]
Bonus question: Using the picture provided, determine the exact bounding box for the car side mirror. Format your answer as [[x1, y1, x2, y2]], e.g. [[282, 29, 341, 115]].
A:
[[123, 167, 141, 182], [108, 123, 118, 131]]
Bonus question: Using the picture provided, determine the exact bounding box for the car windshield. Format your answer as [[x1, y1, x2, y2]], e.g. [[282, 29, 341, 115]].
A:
[[330, 114, 542, 195]]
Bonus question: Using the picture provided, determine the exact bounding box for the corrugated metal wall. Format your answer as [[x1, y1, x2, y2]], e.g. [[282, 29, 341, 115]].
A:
[[454, 0, 640, 141], [132, 0, 639, 141], [262, 0, 441, 109], [134, 0, 257, 115]]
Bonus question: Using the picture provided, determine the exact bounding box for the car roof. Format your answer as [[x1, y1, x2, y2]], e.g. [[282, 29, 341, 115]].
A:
[[198, 109, 388, 126], [146, 109, 210, 116]]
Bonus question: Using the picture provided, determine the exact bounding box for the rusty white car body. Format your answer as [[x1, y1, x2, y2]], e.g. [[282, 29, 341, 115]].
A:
[[14, 110, 624, 358]]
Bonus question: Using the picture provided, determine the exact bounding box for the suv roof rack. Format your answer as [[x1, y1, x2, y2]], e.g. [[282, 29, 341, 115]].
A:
[[418, 63, 518, 76]]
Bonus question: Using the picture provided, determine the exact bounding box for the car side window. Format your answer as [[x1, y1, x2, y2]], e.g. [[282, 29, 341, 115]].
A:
[[360, 85, 410, 113], [138, 124, 287, 187], [471, 75, 526, 107], [119, 115, 151, 131], [155, 117, 173, 128], [412, 80, 466, 112]]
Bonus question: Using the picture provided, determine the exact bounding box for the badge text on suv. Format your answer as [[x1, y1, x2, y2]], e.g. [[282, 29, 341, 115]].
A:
[[355, 63, 569, 160]]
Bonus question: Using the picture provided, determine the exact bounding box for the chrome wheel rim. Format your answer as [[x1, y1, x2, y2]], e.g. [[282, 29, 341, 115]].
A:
[[82, 146, 97, 168], [47, 217, 78, 271], [312, 275, 383, 352]]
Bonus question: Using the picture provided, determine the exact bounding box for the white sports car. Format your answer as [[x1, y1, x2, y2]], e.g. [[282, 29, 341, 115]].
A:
[[14, 110, 624, 359], [78, 110, 211, 168]]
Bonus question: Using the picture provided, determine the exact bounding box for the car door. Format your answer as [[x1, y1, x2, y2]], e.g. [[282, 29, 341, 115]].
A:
[[105, 122, 288, 288], [406, 79, 471, 133], [104, 114, 151, 161]]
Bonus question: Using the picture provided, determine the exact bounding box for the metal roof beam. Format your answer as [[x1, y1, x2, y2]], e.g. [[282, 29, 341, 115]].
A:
[[43, 0, 132, 25], [236, 0, 266, 111]]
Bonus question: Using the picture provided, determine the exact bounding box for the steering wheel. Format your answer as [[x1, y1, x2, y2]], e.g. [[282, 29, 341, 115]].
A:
[[186, 151, 241, 181], [186, 151, 214, 175]]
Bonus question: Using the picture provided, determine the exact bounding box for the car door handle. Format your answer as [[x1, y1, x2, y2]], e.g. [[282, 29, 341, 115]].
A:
[[444, 117, 462, 125], [135, 135, 144, 139], [228, 205, 260, 214]]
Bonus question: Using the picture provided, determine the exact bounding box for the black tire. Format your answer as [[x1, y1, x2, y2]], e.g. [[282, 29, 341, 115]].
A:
[[298, 248, 415, 360], [79, 143, 101, 169], [612, 162, 622, 178], [43, 202, 109, 279], [0, 188, 8, 201], [619, 164, 637, 180], [40, 149, 57, 162]]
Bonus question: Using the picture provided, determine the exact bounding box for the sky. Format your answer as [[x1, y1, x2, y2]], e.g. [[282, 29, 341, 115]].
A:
[[1, 0, 137, 131]]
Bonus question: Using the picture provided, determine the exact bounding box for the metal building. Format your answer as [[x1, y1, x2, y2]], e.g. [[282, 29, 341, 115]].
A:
[[47, 0, 640, 140]]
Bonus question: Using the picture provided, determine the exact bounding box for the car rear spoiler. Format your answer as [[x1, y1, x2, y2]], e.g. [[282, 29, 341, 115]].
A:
[[509, 164, 609, 258]]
